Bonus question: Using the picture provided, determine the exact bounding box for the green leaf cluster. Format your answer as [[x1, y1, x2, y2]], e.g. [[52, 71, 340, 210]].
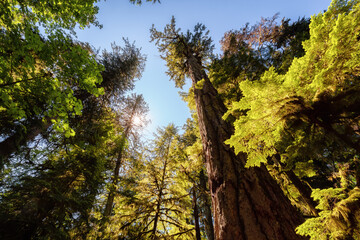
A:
[[226, 0, 360, 168], [296, 187, 360, 239], [0, 0, 105, 140]]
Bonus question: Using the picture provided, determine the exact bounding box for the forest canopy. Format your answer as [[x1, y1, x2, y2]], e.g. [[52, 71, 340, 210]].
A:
[[1, 0, 360, 239]]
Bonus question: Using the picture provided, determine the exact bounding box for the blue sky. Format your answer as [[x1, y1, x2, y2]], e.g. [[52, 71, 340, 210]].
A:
[[76, 0, 331, 136]]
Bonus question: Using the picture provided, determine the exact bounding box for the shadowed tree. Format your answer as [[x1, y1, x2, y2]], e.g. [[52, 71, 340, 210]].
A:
[[210, 15, 319, 217]]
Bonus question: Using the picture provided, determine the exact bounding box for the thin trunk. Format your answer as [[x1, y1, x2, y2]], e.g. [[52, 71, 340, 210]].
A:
[[272, 155, 318, 216], [187, 54, 305, 240], [284, 169, 318, 216], [199, 169, 214, 240], [192, 187, 201, 240], [355, 160, 360, 187], [152, 156, 168, 237], [152, 196, 161, 237], [102, 137, 126, 218], [101, 97, 142, 226]]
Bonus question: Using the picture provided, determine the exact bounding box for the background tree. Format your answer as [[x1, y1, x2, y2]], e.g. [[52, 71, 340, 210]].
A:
[[0, 0, 104, 163], [113, 124, 195, 239], [100, 93, 149, 232], [210, 15, 310, 107], [0, 5, 146, 237]]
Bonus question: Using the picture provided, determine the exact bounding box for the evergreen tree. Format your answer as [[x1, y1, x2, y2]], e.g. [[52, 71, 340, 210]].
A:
[[0, 0, 104, 163], [151, 17, 304, 240], [116, 124, 195, 239], [100, 94, 149, 232]]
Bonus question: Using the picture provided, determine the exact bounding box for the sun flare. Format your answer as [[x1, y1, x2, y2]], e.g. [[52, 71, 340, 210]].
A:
[[132, 115, 143, 126]]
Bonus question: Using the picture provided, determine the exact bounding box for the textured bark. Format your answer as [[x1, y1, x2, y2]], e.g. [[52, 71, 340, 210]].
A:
[[187, 54, 305, 240]]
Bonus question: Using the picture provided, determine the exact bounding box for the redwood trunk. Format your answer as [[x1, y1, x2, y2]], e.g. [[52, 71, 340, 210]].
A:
[[187, 55, 305, 240]]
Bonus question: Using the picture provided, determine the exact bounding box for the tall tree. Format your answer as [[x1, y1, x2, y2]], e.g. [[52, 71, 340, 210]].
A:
[[101, 94, 148, 228], [0, 103, 118, 239], [151, 17, 304, 239]]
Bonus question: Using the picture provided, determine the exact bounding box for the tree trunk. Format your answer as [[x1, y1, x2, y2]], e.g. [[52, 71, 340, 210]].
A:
[[102, 96, 141, 220], [187, 55, 305, 240], [355, 160, 360, 188], [192, 187, 201, 240], [152, 149, 169, 238], [199, 169, 214, 240], [102, 138, 126, 218], [272, 155, 318, 216], [0, 118, 51, 166]]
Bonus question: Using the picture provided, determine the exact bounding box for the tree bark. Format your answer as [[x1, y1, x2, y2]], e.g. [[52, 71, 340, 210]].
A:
[[187, 54, 305, 240]]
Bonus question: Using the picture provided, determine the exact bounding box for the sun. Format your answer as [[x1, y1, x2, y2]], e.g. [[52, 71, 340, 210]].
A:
[[132, 115, 143, 126]]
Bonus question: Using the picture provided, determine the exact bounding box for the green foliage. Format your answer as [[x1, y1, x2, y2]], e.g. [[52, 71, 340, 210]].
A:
[[150, 16, 214, 88], [0, 1, 148, 239], [224, 0, 360, 237], [108, 124, 196, 239], [0, 106, 117, 239], [0, 0, 101, 31], [210, 16, 310, 107], [99, 41, 146, 103], [0, 0, 105, 139], [296, 187, 360, 239], [226, 0, 360, 168]]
